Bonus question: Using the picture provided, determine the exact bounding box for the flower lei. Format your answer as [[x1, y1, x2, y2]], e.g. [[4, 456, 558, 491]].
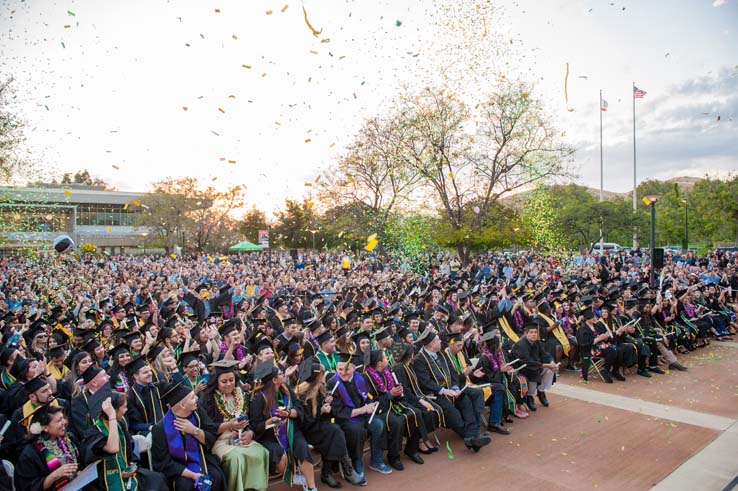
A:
[[365, 366, 395, 393], [42, 434, 77, 464], [214, 387, 248, 419], [482, 346, 504, 372], [220, 340, 244, 361]]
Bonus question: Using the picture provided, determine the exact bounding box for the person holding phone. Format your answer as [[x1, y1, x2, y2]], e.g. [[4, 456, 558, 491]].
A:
[[199, 360, 269, 491]]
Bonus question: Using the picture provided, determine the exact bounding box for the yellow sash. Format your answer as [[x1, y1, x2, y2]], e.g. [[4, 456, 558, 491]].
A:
[[48, 363, 68, 381], [498, 316, 520, 342], [21, 399, 59, 428], [537, 312, 571, 356], [449, 349, 492, 401]]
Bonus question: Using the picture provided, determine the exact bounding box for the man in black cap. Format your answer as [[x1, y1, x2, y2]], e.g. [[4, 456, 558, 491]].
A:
[[315, 331, 338, 373], [126, 355, 165, 435], [152, 382, 225, 491], [412, 331, 491, 452], [511, 323, 559, 410], [576, 308, 618, 383], [70, 365, 112, 438]]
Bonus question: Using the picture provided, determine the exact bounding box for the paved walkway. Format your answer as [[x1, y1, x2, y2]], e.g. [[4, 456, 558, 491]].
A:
[[551, 342, 738, 491]]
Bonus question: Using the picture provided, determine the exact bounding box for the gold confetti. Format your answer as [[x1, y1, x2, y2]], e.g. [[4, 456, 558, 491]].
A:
[[242, 64, 252, 69], [309, 50, 319, 55], [182, 106, 188, 111], [106, 227, 113, 233], [307, 202, 314, 208], [123, 203, 129, 210], [448, 171, 454, 179], [321, 38, 331, 43], [170, 253, 177, 259], [218, 108, 225, 113], [266, 10, 273, 15], [214, 9, 221, 13], [564, 62, 572, 111], [63, 190, 72, 197], [281, 4, 289, 12], [111, 164, 119, 170], [132, 199, 141, 207], [302, 6, 323, 37], [521, 93, 529, 98], [228, 160, 236, 164], [228, 95, 236, 99], [304, 183, 312, 187], [64, 24, 71, 28], [232, 34, 238, 40], [305, 138, 312, 143]]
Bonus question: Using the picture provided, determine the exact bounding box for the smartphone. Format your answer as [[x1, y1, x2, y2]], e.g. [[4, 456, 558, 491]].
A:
[[198, 374, 209, 384], [236, 415, 249, 422]]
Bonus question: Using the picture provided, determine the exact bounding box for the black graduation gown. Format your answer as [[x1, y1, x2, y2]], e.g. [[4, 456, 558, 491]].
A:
[[326, 375, 369, 464], [392, 362, 442, 431], [249, 386, 311, 470], [298, 391, 348, 461], [16, 436, 80, 491], [364, 370, 420, 457], [150, 407, 225, 491], [81, 418, 167, 491], [126, 383, 165, 434], [510, 337, 553, 384], [70, 383, 113, 442]]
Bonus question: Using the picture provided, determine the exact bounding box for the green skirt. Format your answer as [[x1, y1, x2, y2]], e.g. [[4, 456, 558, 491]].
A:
[[213, 432, 270, 491]]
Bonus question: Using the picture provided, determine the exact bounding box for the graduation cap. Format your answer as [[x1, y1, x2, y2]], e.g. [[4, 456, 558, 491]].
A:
[[123, 331, 141, 345], [10, 356, 30, 379], [368, 349, 384, 367], [522, 321, 539, 332], [442, 332, 463, 346], [624, 297, 638, 308], [304, 318, 323, 332], [146, 344, 166, 362], [418, 330, 437, 346], [0, 345, 18, 366], [580, 295, 594, 307], [316, 331, 334, 345], [252, 362, 279, 385], [282, 340, 304, 357], [403, 311, 420, 323], [24, 374, 49, 394], [479, 330, 499, 343], [298, 356, 323, 383], [391, 343, 413, 363], [272, 297, 286, 310], [334, 325, 349, 339], [112, 305, 125, 314], [581, 307, 596, 320], [372, 325, 393, 342], [396, 327, 413, 340], [81, 366, 104, 385], [210, 359, 239, 377], [335, 351, 356, 364], [179, 349, 201, 367], [351, 331, 370, 346], [254, 338, 274, 354], [48, 344, 68, 360], [125, 355, 149, 378], [20, 398, 57, 429], [282, 316, 298, 327], [161, 381, 193, 407], [219, 320, 238, 337], [108, 343, 131, 361]]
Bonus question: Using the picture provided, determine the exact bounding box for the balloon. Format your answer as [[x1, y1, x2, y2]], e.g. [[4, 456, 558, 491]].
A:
[[53, 235, 75, 254], [473, 206, 481, 215]]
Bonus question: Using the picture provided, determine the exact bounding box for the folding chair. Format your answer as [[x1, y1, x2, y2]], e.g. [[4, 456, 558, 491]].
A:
[[132, 433, 153, 469], [585, 355, 607, 383], [2, 459, 14, 491]]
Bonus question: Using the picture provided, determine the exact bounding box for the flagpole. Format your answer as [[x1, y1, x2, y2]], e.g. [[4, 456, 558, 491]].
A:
[[599, 89, 604, 254], [632, 81, 638, 249]]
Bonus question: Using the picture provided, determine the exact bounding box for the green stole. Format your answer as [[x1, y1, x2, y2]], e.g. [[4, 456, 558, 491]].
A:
[[94, 419, 138, 491], [316, 350, 337, 372]]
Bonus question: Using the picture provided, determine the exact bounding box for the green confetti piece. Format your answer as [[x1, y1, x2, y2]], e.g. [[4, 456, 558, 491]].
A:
[[446, 440, 454, 460], [67, 10, 76, 16]]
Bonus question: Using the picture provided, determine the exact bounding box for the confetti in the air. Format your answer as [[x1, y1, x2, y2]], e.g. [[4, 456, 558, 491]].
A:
[[303, 6, 323, 37]]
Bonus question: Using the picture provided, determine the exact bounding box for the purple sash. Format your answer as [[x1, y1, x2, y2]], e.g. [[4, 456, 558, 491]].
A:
[[163, 410, 203, 474], [333, 373, 369, 423]]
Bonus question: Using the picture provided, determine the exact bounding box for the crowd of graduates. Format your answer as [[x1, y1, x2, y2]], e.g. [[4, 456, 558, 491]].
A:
[[0, 247, 736, 491]]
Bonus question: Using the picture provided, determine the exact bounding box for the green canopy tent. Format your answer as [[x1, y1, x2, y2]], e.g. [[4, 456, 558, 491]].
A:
[[228, 239, 264, 253]]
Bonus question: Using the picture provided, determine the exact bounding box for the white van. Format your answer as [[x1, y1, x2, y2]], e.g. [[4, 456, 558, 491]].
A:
[[594, 242, 624, 252]]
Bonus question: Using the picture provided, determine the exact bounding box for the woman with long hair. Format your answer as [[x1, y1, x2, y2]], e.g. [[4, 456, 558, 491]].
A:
[[199, 361, 270, 491], [81, 393, 166, 491], [148, 345, 179, 386], [364, 349, 426, 470], [294, 359, 363, 488], [248, 363, 317, 491], [16, 404, 80, 491], [107, 344, 132, 393]]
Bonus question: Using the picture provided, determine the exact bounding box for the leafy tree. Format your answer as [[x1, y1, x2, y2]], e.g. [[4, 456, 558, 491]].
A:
[[238, 206, 268, 244], [272, 199, 318, 249], [0, 76, 33, 183], [58, 169, 112, 189]]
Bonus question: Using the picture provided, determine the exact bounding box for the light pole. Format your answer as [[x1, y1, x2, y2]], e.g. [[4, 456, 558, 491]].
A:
[[642, 195, 660, 287], [681, 198, 688, 252]]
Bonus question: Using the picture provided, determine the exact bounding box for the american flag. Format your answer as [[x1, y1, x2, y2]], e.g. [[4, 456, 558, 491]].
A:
[[633, 86, 647, 99], [601, 99, 608, 112]]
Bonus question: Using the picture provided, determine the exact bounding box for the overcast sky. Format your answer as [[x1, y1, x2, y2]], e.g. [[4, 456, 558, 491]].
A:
[[1, 0, 736, 214]]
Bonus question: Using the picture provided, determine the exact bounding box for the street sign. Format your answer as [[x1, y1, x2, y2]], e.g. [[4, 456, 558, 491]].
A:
[[258, 229, 270, 248]]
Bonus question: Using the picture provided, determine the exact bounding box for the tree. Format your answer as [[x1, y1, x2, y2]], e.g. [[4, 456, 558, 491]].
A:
[[0, 76, 32, 183], [188, 184, 246, 253], [136, 178, 201, 254], [316, 114, 422, 234], [238, 206, 268, 244], [58, 169, 112, 189], [396, 83, 573, 264], [272, 199, 318, 249]]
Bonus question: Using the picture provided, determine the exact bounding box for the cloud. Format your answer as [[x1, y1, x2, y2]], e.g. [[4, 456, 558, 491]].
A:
[[573, 66, 738, 191], [713, 0, 727, 7]]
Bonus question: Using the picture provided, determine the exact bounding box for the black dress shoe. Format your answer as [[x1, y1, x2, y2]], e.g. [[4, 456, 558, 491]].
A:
[[648, 366, 665, 374], [611, 370, 626, 382], [418, 447, 434, 455], [321, 470, 343, 489], [487, 424, 511, 435], [404, 451, 424, 465], [637, 369, 652, 378], [599, 369, 613, 383], [388, 457, 404, 471], [537, 391, 549, 407], [503, 415, 514, 423], [525, 395, 537, 411]]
